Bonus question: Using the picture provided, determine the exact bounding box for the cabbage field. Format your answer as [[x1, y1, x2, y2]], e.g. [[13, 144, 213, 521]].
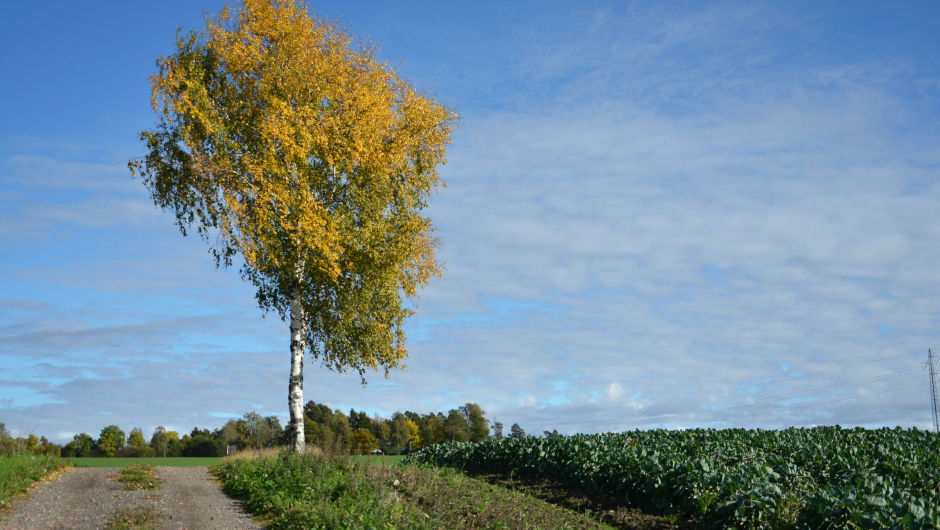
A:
[[402, 426, 940, 529]]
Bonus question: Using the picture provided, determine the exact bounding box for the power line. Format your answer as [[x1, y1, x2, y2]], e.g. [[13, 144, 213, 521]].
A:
[[925, 348, 940, 433]]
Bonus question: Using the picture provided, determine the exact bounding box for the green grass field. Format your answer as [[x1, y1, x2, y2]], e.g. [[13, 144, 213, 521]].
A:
[[348, 454, 405, 466], [66, 457, 222, 467]]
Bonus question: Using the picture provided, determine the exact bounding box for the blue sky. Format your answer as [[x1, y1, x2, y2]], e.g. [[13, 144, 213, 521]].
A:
[[2, 1, 940, 443]]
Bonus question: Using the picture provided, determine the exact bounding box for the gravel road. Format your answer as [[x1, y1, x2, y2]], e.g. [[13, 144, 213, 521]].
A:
[[0, 466, 265, 530]]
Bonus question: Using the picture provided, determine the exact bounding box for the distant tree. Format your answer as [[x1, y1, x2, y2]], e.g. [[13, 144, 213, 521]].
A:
[[349, 409, 374, 432], [303, 417, 327, 446], [264, 415, 284, 446], [460, 403, 490, 442], [164, 430, 181, 456], [376, 421, 391, 442], [221, 420, 245, 449], [349, 428, 379, 455], [128, 428, 155, 457], [492, 421, 504, 440], [421, 413, 445, 445], [98, 425, 126, 457], [302, 401, 346, 451], [304, 401, 334, 424], [150, 426, 170, 457], [404, 418, 422, 451], [128, 428, 147, 448], [130, 0, 456, 455], [242, 412, 268, 449], [25, 434, 39, 452], [184, 428, 225, 457], [31, 436, 61, 456], [330, 410, 352, 453], [389, 414, 410, 453], [509, 423, 526, 439], [73, 433, 93, 457], [543, 430, 560, 439], [190, 427, 213, 438], [444, 409, 470, 442], [219, 414, 278, 451]]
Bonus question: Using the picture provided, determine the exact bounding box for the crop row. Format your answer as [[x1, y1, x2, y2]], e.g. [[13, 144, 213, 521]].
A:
[[402, 426, 940, 529]]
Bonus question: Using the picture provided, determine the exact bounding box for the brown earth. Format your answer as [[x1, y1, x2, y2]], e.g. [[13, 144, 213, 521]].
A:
[[0, 466, 264, 530]]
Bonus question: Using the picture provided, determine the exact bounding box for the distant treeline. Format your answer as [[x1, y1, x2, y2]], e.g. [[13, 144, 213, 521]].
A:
[[1, 402, 529, 458], [301, 401, 525, 455], [0, 422, 61, 456]]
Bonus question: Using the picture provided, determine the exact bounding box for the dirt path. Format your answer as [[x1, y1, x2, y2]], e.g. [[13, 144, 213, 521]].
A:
[[0, 466, 264, 530]]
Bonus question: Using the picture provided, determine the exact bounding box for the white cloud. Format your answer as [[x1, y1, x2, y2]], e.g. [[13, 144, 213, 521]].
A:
[[606, 383, 624, 401], [515, 395, 538, 408]]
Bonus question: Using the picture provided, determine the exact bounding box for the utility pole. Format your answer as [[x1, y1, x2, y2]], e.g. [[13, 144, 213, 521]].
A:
[[926, 349, 940, 433]]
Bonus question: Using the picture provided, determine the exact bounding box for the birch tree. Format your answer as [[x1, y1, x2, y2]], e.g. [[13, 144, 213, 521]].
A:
[[129, 0, 457, 453]]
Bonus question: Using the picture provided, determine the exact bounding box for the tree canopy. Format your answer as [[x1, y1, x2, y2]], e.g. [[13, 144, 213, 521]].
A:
[[129, 0, 457, 379], [97, 425, 126, 457], [130, 0, 457, 453]]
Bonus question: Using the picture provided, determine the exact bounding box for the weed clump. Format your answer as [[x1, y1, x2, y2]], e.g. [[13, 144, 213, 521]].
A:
[[112, 463, 164, 491], [102, 504, 162, 530]]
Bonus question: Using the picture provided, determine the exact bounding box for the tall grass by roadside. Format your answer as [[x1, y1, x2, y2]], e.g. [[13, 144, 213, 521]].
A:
[[211, 450, 619, 529], [219, 446, 286, 462], [0, 451, 71, 511], [212, 451, 431, 529]]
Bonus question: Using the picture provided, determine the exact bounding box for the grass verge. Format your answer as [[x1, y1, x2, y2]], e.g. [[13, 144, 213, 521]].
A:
[[211, 450, 621, 529], [67, 457, 222, 467], [110, 463, 164, 491], [0, 452, 71, 513], [102, 505, 162, 530]]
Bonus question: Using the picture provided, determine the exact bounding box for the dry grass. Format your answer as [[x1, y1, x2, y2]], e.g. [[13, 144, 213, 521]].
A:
[[220, 446, 323, 463]]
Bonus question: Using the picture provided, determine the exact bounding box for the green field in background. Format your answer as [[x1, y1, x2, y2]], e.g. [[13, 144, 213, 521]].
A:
[[66, 457, 222, 467], [349, 455, 405, 466]]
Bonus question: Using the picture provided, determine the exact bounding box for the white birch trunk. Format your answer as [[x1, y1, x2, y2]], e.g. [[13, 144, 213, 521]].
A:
[[288, 288, 306, 453]]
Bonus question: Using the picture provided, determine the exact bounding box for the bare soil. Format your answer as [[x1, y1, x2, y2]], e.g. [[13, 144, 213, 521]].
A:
[[0, 466, 264, 530]]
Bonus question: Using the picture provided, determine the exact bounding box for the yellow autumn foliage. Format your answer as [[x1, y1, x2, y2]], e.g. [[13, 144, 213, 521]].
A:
[[130, 0, 457, 381]]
